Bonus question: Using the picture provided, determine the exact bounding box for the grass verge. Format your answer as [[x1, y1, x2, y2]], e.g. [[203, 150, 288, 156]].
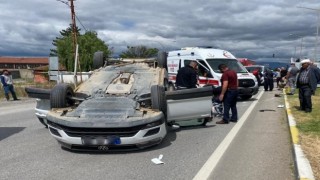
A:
[[0, 80, 56, 100], [286, 89, 320, 179]]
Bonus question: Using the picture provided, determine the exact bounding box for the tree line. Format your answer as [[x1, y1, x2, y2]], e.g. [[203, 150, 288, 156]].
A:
[[50, 25, 159, 71]]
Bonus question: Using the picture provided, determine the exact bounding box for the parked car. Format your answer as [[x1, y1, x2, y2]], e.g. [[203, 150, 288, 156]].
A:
[[245, 65, 265, 86], [25, 51, 215, 152]]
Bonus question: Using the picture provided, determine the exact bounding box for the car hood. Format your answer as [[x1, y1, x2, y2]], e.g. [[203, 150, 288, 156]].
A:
[[67, 97, 140, 119], [46, 97, 163, 128]]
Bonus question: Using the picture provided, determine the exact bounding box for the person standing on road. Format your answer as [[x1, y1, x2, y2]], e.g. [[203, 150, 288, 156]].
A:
[[285, 63, 299, 95], [252, 68, 262, 86], [175, 60, 198, 89], [263, 68, 274, 91], [296, 59, 320, 113], [1, 69, 19, 101], [216, 64, 238, 124], [275, 68, 281, 88], [280, 67, 288, 80]]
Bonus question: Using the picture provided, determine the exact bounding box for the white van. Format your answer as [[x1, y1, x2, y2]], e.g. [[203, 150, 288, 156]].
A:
[[167, 47, 259, 100]]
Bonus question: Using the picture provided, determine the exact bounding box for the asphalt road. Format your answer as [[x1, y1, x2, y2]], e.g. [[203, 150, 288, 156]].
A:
[[0, 90, 293, 180]]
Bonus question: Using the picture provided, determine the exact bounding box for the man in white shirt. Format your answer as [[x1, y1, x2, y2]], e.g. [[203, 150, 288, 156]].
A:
[[1, 69, 19, 101]]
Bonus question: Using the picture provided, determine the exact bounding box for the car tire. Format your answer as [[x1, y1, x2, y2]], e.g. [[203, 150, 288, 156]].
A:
[[37, 117, 48, 128], [157, 51, 167, 68], [50, 83, 75, 108], [151, 85, 167, 117], [93, 51, 104, 69], [25, 87, 51, 99], [240, 95, 252, 100]]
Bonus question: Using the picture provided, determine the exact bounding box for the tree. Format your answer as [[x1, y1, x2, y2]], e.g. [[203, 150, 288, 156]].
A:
[[50, 24, 81, 57], [50, 25, 111, 71], [120, 45, 158, 58], [78, 31, 110, 71]]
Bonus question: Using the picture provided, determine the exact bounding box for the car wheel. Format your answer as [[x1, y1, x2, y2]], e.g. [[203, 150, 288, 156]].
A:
[[25, 87, 51, 99], [240, 95, 252, 100], [151, 85, 167, 117], [37, 117, 48, 128], [157, 51, 167, 68], [50, 83, 75, 108], [93, 51, 105, 69]]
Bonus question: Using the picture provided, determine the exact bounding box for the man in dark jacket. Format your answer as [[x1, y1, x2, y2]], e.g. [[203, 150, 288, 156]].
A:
[[296, 59, 320, 113], [263, 68, 274, 91], [175, 61, 198, 89]]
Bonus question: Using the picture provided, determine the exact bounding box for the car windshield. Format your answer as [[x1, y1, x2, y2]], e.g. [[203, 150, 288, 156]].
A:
[[206, 59, 248, 73], [245, 66, 263, 73]]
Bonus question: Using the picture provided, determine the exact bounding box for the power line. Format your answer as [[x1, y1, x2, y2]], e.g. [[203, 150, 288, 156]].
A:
[[75, 15, 88, 32], [56, 0, 88, 32]]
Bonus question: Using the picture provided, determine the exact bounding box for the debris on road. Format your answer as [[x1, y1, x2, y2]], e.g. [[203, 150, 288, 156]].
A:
[[259, 109, 276, 112], [151, 154, 164, 165]]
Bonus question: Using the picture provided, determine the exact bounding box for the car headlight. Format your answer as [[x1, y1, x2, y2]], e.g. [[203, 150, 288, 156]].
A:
[[141, 119, 164, 130]]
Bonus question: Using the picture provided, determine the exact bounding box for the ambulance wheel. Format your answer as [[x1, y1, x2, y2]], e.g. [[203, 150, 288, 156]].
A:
[[163, 78, 169, 91], [93, 51, 104, 69], [151, 85, 167, 117], [168, 84, 175, 91], [157, 51, 167, 68], [50, 83, 75, 108]]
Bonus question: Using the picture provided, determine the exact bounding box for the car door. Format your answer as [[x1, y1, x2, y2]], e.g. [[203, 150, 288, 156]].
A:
[[165, 86, 213, 122]]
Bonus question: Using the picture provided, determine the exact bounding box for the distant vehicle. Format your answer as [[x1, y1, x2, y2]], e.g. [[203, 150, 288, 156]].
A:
[[167, 47, 259, 100], [245, 65, 265, 86], [25, 51, 215, 152]]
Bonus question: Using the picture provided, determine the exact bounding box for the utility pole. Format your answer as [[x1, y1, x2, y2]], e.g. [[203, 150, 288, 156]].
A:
[[300, 37, 304, 59], [69, 0, 81, 84], [298, 6, 320, 62], [57, 0, 81, 85], [289, 34, 300, 60], [69, 0, 77, 55]]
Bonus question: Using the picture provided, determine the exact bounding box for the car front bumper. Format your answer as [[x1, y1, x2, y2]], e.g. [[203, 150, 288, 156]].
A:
[[46, 117, 167, 152], [35, 108, 48, 119]]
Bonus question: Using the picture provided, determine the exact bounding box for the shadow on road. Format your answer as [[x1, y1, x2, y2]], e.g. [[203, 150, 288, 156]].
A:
[[0, 127, 25, 141]]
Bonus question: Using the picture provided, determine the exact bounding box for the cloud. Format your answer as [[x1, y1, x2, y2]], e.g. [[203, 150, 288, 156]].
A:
[[0, 0, 319, 61]]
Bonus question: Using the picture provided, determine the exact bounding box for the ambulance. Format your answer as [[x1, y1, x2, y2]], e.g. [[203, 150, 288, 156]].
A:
[[166, 47, 259, 100]]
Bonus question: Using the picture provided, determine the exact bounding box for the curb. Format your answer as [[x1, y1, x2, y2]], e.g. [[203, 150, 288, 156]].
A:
[[283, 91, 315, 180]]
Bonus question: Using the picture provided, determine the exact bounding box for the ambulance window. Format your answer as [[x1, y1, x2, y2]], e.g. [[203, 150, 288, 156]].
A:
[[183, 60, 189, 66], [206, 59, 247, 73], [197, 60, 213, 78]]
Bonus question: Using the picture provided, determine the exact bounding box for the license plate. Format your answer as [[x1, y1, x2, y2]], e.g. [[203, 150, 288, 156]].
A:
[[81, 136, 121, 145]]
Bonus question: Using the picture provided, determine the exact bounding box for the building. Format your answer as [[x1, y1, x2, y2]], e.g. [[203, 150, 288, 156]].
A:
[[0, 56, 48, 69]]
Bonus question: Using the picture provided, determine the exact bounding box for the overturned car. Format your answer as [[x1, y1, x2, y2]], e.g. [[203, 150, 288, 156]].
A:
[[26, 52, 215, 152]]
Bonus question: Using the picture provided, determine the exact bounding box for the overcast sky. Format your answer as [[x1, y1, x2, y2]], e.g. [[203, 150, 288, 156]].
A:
[[1, 0, 320, 62]]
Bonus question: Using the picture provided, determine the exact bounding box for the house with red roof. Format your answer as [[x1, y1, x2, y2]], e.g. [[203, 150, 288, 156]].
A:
[[0, 56, 48, 70]]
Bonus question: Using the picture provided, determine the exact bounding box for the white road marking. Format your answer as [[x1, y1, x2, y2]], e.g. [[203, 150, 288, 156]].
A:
[[193, 91, 264, 180]]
